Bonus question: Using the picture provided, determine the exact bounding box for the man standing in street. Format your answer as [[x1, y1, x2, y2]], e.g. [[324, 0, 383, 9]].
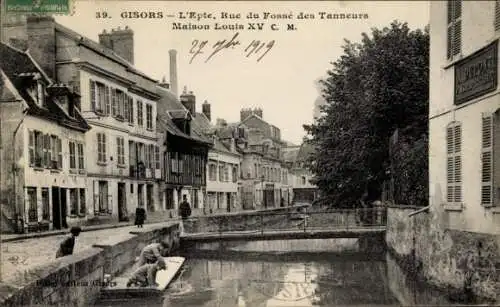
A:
[[178, 194, 191, 234]]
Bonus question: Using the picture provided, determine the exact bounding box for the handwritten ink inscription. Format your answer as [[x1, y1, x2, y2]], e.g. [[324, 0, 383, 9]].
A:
[[189, 32, 275, 63]]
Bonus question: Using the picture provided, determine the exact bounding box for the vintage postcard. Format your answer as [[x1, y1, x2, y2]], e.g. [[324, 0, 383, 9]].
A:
[[1, 0, 499, 306]]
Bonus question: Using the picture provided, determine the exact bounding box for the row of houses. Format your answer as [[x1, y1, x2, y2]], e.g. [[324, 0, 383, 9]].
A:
[[0, 16, 317, 233]]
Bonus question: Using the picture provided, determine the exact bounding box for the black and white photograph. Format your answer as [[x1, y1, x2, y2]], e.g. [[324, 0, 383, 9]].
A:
[[0, 0, 499, 306]]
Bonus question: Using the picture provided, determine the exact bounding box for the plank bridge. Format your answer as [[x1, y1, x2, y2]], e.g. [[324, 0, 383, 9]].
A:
[[180, 207, 387, 243]]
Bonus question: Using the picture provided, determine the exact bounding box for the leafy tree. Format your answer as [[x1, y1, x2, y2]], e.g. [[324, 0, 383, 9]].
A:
[[304, 21, 429, 208]]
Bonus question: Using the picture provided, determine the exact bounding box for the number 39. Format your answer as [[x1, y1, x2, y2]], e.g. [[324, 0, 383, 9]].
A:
[[96, 12, 109, 19]]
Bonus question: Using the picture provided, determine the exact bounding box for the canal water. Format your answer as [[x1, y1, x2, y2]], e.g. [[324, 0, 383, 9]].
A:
[[94, 239, 469, 307]]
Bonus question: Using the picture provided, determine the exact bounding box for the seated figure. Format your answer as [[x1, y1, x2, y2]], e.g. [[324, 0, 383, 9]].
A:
[[137, 241, 169, 266], [126, 258, 167, 288]]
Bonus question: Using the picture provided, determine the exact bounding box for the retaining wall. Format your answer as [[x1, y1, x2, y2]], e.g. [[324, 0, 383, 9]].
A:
[[0, 223, 180, 306], [183, 205, 309, 233], [386, 206, 500, 303]]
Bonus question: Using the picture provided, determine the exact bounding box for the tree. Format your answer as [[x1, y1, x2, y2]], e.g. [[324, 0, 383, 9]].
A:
[[304, 21, 429, 208]]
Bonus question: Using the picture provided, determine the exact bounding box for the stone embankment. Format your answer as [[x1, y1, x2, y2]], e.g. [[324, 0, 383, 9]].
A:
[[386, 205, 500, 304], [0, 205, 307, 306], [0, 222, 180, 306]]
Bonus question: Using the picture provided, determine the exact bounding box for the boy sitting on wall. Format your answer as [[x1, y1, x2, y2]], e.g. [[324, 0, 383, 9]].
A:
[[126, 258, 167, 288]]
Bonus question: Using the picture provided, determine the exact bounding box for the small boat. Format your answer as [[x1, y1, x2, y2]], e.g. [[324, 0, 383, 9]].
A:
[[100, 256, 185, 299]]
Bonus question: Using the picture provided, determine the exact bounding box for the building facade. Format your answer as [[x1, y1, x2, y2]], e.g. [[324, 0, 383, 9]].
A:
[[429, 0, 500, 233], [0, 42, 91, 233], [157, 85, 212, 217], [3, 17, 164, 224], [283, 143, 319, 204], [237, 108, 292, 210]]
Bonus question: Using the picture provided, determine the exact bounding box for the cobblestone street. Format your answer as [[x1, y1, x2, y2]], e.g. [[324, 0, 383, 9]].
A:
[[0, 222, 174, 284]]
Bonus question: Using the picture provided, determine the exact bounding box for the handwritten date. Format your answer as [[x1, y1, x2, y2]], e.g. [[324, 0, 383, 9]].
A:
[[189, 32, 275, 64]]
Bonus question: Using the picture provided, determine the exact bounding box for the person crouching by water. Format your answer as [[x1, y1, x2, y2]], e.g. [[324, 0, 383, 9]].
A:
[[126, 258, 167, 288], [178, 194, 192, 234], [137, 241, 170, 266], [55, 226, 82, 258], [135, 204, 146, 228]]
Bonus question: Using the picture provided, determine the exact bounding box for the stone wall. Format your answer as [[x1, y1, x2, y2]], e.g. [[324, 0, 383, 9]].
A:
[[0, 248, 104, 306], [93, 223, 180, 277], [0, 223, 180, 306], [182, 205, 308, 233], [386, 206, 500, 303]]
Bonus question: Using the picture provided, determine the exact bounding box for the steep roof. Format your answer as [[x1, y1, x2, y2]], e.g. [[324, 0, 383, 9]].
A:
[[0, 42, 90, 131], [156, 86, 212, 145], [282, 146, 300, 163], [296, 142, 315, 162], [54, 23, 156, 82]]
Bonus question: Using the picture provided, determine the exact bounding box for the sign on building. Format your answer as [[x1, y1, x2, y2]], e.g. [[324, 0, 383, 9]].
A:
[[454, 40, 498, 105]]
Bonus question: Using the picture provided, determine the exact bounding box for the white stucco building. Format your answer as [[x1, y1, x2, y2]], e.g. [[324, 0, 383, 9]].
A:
[[429, 0, 500, 233]]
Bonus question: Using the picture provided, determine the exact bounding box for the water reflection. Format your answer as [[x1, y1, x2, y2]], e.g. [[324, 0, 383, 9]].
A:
[[95, 240, 469, 307]]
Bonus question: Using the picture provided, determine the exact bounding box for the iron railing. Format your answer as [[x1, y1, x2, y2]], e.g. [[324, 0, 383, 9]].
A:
[[181, 207, 387, 235]]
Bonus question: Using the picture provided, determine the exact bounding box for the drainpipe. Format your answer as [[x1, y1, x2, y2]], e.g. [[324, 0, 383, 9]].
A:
[[12, 110, 28, 234]]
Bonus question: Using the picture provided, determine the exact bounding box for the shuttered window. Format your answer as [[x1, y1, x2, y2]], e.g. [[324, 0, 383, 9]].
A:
[[105, 86, 111, 115], [28, 130, 34, 165], [57, 138, 62, 169], [447, 0, 462, 60], [495, 0, 500, 32], [111, 89, 117, 117], [446, 122, 462, 203], [90, 79, 96, 111], [481, 115, 494, 206], [97, 133, 107, 163]]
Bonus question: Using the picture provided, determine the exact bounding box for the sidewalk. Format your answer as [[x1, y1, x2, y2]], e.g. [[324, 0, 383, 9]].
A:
[[0, 221, 175, 284], [0, 221, 134, 243]]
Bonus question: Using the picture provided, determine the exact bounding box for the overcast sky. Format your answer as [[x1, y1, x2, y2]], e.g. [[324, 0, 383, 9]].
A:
[[56, 1, 429, 145]]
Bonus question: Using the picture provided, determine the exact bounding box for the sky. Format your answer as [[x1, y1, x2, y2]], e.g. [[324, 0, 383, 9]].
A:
[[56, 1, 429, 145]]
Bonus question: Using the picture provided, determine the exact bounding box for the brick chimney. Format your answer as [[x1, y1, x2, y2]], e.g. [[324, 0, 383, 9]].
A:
[[240, 108, 252, 122], [180, 86, 196, 115], [26, 16, 56, 80], [159, 76, 170, 90], [202, 100, 211, 121], [169, 49, 178, 97], [253, 107, 263, 118], [98, 26, 134, 64]]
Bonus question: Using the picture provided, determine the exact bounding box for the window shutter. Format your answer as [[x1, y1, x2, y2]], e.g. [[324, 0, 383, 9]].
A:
[[28, 130, 34, 165], [454, 0, 462, 20], [105, 86, 111, 115], [124, 95, 130, 122], [46, 134, 51, 167], [129, 97, 134, 124], [57, 138, 62, 169], [453, 20, 462, 56], [495, 0, 500, 31], [481, 115, 493, 206], [90, 79, 96, 111], [111, 89, 117, 117]]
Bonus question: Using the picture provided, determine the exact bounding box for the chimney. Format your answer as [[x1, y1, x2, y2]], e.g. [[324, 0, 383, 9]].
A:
[[240, 108, 252, 122], [202, 100, 211, 121], [159, 76, 170, 89], [26, 16, 56, 80], [169, 49, 178, 97], [98, 26, 134, 64], [253, 107, 263, 118], [180, 87, 196, 115]]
